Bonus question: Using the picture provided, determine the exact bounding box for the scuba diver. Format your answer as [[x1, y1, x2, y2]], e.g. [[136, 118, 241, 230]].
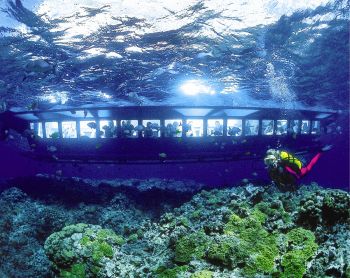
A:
[[264, 145, 332, 190]]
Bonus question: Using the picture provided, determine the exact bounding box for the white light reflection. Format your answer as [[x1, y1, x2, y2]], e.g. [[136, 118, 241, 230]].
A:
[[41, 91, 69, 104], [99, 92, 112, 99], [180, 80, 216, 96]]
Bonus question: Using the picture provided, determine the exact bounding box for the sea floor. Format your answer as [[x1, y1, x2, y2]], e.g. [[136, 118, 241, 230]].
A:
[[0, 175, 349, 278]]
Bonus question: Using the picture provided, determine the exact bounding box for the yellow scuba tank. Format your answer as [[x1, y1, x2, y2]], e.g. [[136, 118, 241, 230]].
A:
[[280, 151, 302, 169]]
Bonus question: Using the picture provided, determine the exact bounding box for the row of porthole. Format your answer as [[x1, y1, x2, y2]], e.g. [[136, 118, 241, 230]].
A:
[[30, 118, 321, 139]]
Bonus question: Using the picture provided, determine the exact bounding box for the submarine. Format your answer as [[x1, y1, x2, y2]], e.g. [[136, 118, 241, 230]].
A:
[[0, 105, 338, 164]]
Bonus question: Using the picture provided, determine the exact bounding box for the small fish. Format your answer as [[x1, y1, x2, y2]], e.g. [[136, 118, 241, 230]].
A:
[[95, 143, 102, 149], [225, 169, 229, 173], [245, 151, 251, 156], [30, 144, 36, 148], [8, 134, 14, 140], [242, 178, 249, 183], [252, 172, 258, 177], [232, 140, 237, 144], [52, 155, 59, 160], [159, 152, 167, 158], [55, 170, 62, 176], [47, 146, 57, 152], [242, 139, 247, 143]]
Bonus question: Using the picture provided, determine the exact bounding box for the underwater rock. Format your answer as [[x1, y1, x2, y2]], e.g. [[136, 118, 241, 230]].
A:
[[298, 189, 350, 229], [0, 187, 28, 203], [0, 178, 349, 277], [44, 223, 124, 277], [306, 224, 350, 278], [24, 59, 54, 74]]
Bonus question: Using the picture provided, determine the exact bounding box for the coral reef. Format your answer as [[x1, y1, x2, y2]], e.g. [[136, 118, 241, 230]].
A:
[[298, 188, 350, 229], [0, 176, 349, 277], [44, 223, 124, 277]]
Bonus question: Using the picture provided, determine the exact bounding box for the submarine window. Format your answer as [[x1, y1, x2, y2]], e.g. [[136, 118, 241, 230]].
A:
[[311, 121, 320, 134], [142, 120, 161, 138], [62, 121, 77, 138], [262, 120, 274, 135], [80, 120, 97, 138], [99, 120, 117, 138], [164, 120, 182, 137], [290, 120, 300, 134], [301, 120, 310, 134], [185, 119, 203, 137], [276, 120, 288, 135], [227, 119, 242, 136], [30, 122, 44, 138], [207, 119, 223, 136], [245, 120, 259, 136], [45, 122, 59, 139], [120, 120, 138, 138]]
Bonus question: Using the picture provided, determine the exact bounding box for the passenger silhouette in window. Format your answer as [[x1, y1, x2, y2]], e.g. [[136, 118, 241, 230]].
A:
[[144, 122, 153, 137], [301, 122, 309, 134], [212, 121, 223, 136], [291, 121, 299, 133], [121, 120, 135, 137], [165, 121, 182, 137], [102, 121, 115, 138], [263, 121, 274, 135], [184, 122, 193, 137]]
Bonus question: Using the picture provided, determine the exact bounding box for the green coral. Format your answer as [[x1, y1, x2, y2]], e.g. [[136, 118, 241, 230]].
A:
[[60, 263, 86, 278], [127, 233, 139, 243], [223, 212, 279, 275], [298, 190, 350, 228], [170, 205, 318, 278], [190, 270, 213, 278], [156, 265, 189, 278], [174, 231, 208, 263], [281, 228, 318, 278], [206, 236, 243, 267], [44, 223, 124, 277], [190, 209, 202, 219], [254, 201, 291, 224]]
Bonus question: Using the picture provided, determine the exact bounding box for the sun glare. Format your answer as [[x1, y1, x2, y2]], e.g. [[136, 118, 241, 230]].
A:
[[180, 80, 216, 96]]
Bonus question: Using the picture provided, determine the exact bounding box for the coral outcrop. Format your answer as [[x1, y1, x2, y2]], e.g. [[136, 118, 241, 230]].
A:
[[44, 223, 124, 277], [0, 176, 348, 277]]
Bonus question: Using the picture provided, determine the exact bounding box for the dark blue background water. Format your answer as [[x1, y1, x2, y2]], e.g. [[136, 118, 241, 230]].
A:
[[0, 0, 349, 190]]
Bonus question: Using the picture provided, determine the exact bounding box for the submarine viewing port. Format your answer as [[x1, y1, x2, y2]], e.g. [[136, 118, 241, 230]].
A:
[[0, 105, 339, 165]]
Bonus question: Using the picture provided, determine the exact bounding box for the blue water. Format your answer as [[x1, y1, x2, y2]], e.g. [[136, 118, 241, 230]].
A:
[[0, 2, 350, 278], [0, 0, 349, 189]]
